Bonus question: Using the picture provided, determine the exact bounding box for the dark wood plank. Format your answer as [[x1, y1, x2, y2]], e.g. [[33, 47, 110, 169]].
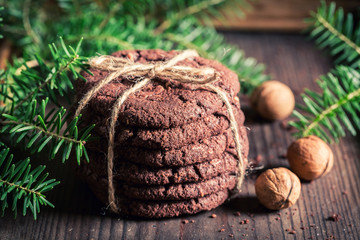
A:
[[0, 32, 359, 240], [213, 0, 359, 31]]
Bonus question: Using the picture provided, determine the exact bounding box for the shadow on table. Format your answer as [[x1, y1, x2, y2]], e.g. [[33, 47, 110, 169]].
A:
[[223, 196, 275, 215]]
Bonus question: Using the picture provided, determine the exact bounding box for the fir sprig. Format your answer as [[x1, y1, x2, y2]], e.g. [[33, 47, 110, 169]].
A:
[[0, 37, 93, 218], [290, 66, 360, 143], [2, 37, 89, 113], [1, 98, 94, 164], [0, 143, 59, 219], [307, 1, 360, 68], [291, 1, 360, 142]]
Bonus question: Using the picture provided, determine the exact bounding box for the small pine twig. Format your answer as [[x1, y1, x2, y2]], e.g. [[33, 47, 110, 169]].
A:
[[290, 66, 360, 143], [315, 14, 360, 57], [1, 97, 94, 163], [308, 1, 360, 67], [302, 87, 360, 137], [0, 119, 86, 145], [12, 52, 80, 112], [0, 144, 59, 219]]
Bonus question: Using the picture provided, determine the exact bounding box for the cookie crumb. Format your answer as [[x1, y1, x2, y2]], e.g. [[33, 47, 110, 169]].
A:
[[210, 214, 217, 218], [182, 220, 189, 224], [240, 219, 250, 225], [286, 228, 296, 234], [218, 228, 225, 232], [328, 213, 341, 222]]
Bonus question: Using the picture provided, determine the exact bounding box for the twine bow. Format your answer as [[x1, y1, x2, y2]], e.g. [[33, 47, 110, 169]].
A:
[[75, 50, 246, 213]]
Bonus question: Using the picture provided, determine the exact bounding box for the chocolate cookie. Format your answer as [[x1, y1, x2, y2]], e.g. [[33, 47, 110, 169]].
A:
[[77, 49, 240, 128], [82, 105, 244, 149], [120, 174, 236, 200], [120, 190, 230, 218], [85, 124, 249, 167], [85, 150, 239, 185]]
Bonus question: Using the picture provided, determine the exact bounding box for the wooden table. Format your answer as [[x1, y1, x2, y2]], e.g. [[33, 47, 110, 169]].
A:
[[0, 32, 359, 240], [212, 0, 359, 31]]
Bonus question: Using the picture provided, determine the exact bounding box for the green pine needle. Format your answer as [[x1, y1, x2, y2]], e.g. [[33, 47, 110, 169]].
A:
[[0, 98, 93, 164], [307, 0, 360, 68], [0, 143, 59, 219], [289, 66, 360, 143], [1, 37, 89, 114]]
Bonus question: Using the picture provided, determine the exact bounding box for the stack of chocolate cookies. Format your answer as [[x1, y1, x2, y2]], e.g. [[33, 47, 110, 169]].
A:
[[76, 50, 249, 218]]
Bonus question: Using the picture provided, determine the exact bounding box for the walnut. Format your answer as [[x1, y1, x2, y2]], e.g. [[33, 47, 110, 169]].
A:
[[250, 80, 295, 120], [287, 136, 334, 181], [255, 167, 301, 210]]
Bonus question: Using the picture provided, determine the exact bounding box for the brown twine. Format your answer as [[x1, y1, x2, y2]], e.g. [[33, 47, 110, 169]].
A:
[[75, 50, 246, 213]]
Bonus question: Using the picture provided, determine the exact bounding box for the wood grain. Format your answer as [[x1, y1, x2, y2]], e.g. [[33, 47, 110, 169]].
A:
[[0, 33, 359, 240], [213, 0, 360, 31]]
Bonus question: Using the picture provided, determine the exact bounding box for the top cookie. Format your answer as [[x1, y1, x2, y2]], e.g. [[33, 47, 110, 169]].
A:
[[77, 49, 240, 128]]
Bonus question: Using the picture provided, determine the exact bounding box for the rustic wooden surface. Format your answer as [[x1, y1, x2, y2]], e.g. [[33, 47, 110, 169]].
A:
[[213, 0, 359, 31], [0, 32, 359, 240]]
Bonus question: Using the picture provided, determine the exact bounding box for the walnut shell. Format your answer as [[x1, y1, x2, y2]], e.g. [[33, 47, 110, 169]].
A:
[[255, 167, 301, 210], [250, 80, 295, 120], [287, 136, 334, 181]]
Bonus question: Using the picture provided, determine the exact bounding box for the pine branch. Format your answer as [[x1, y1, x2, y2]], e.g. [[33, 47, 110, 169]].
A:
[[0, 143, 59, 219], [0, 98, 94, 164], [2, 37, 88, 113], [307, 1, 360, 68], [289, 66, 360, 143]]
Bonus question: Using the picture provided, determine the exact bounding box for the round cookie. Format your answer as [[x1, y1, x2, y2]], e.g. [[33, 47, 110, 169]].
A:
[[120, 174, 236, 200], [118, 155, 237, 186], [86, 131, 230, 167], [121, 190, 230, 219], [77, 49, 241, 128], [85, 123, 249, 167], [85, 150, 239, 185], [81, 102, 244, 149]]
